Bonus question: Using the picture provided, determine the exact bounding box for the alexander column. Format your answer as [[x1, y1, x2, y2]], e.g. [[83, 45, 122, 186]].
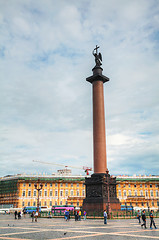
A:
[[83, 46, 120, 216]]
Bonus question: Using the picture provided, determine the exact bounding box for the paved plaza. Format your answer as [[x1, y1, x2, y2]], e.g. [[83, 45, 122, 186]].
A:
[[0, 214, 159, 240]]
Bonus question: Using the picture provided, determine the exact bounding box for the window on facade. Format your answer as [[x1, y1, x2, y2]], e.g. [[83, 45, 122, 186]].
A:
[[77, 183, 79, 187], [39, 201, 41, 206], [50, 201, 52, 206], [150, 190, 153, 197], [60, 201, 62, 205], [28, 202, 30, 206], [83, 183, 85, 187], [140, 190, 143, 196], [33, 190, 36, 197], [65, 183, 68, 187], [50, 183, 52, 187], [157, 201, 159, 207], [141, 202, 144, 206], [156, 190, 158, 197], [29, 183, 31, 187], [60, 183, 63, 187], [71, 202, 73, 205], [145, 190, 148, 197], [124, 190, 126, 197], [123, 184, 126, 188], [147, 202, 149, 207], [44, 190, 47, 197], [145, 184, 147, 188], [55, 201, 57, 205], [45, 183, 47, 187], [150, 184, 152, 188], [134, 184, 136, 188], [77, 190, 79, 196], [50, 191, 52, 197], [82, 190, 85, 197], [55, 183, 58, 187], [23, 183, 26, 187], [22, 202, 25, 207], [65, 201, 68, 205], [44, 201, 47, 206], [71, 190, 73, 196], [77, 201, 79, 206], [155, 184, 158, 188], [33, 201, 36, 206], [118, 184, 121, 188], [28, 190, 31, 197], [71, 183, 73, 187], [60, 190, 63, 197], [128, 184, 131, 188], [22, 191, 25, 197], [152, 201, 154, 206], [136, 203, 138, 206], [118, 190, 121, 197], [39, 190, 42, 197], [128, 190, 131, 196], [65, 190, 68, 196], [140, 184, 142, 188], [135, 190, 137, 196], [55, 190, 58, 196]]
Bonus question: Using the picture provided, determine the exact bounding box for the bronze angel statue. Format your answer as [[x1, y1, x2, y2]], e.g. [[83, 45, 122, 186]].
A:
[[92, 45, 102, 67]]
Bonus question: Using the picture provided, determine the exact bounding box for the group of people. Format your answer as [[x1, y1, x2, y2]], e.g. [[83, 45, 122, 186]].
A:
[[14, 210, 22, 219], [137, 210, 157, 229], [64, 210, 70, 221], [64, 209, 86, 221], [74, 210, 84, 221], [31, 211, 38, 222]]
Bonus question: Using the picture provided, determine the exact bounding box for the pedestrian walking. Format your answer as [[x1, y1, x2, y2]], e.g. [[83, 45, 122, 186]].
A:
[[137, 210, 141, 223], [18, 211, 21, 219], [78, 210, 81, 221], [14, 210, 17, 220], [150, 210, 157, 229], [104, 210, 107, 224], [141, 210, 147, 229], [74, 210, 78, 221], [34, 211, 38, 222], [31, 211, 35, 222], [65, 210, 69, 221], [83, 211, 87, 220]]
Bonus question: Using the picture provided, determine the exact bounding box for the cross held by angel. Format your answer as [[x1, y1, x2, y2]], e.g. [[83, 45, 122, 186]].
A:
[[92, 45, 102, 67]]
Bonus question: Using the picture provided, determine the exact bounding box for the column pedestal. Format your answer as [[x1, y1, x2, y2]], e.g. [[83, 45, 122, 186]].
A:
[[83, 173, 121, 215]]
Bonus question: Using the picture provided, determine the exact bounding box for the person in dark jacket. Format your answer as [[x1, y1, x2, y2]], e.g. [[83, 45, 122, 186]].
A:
[[150, 210, 157, 229], [141, 210, 147, 229], [14, 210, 17, 219]]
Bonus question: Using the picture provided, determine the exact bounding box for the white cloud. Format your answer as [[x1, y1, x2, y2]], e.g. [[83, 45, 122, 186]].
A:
[[0, 0, 159, 176]]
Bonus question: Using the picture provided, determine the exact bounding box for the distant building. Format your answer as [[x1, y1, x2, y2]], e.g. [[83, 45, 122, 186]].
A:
[[0, 173, 159, 211]]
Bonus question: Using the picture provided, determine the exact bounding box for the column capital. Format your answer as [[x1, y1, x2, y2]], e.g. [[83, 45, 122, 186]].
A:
[[86, 66, 109, 84]]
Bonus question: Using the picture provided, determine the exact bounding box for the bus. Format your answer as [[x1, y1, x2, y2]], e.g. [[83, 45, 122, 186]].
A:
[[121, 205, 133, 211], [51, 205, 74, 216], [23, 206, 41, 214]]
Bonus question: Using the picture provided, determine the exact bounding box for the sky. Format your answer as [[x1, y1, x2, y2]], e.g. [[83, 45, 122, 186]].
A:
[[0, 0, 159, 177]]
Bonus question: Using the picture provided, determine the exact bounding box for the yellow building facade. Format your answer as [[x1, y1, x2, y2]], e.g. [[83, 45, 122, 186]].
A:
[[0, 174, 85, 209], [116, 175, 159, 210], [0, 174, 159, 211]]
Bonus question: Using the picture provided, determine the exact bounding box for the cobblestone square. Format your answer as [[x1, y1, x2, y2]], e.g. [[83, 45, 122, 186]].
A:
[[0, 215, 159, 240]]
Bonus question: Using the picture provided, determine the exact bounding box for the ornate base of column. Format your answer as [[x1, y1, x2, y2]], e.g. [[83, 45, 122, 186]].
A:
[[83, 172, 121, 215]]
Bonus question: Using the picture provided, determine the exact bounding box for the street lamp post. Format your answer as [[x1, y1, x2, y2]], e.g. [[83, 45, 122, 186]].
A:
[[34, 179, 43, 216], [106, 169, 111, 219]]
